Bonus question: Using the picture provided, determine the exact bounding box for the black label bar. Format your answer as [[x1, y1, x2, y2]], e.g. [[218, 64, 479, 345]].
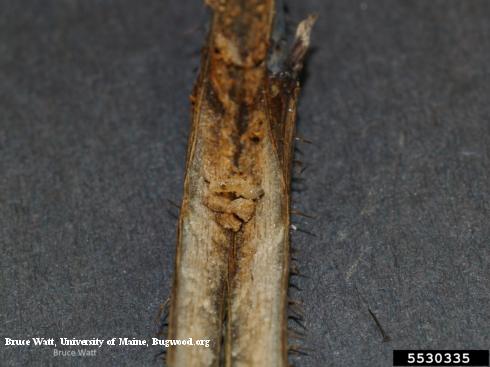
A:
[[393, 350, 489, 366]]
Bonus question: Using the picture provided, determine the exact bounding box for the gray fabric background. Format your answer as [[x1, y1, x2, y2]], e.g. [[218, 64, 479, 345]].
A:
[[1, 0, 489, 366]]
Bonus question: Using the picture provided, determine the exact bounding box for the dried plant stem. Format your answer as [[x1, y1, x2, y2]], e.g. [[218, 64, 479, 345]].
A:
[[166, 1, 315, 366]]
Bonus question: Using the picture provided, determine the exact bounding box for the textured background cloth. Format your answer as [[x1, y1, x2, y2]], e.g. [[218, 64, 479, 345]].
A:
[[1, 1, 489, 366]]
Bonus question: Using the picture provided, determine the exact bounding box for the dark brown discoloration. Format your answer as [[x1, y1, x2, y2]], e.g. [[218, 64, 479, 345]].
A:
[[167, 1, 314, 366]]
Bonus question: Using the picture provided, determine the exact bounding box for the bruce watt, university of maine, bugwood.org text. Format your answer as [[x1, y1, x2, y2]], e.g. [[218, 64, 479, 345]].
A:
[[4, 337, 211, 350]]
